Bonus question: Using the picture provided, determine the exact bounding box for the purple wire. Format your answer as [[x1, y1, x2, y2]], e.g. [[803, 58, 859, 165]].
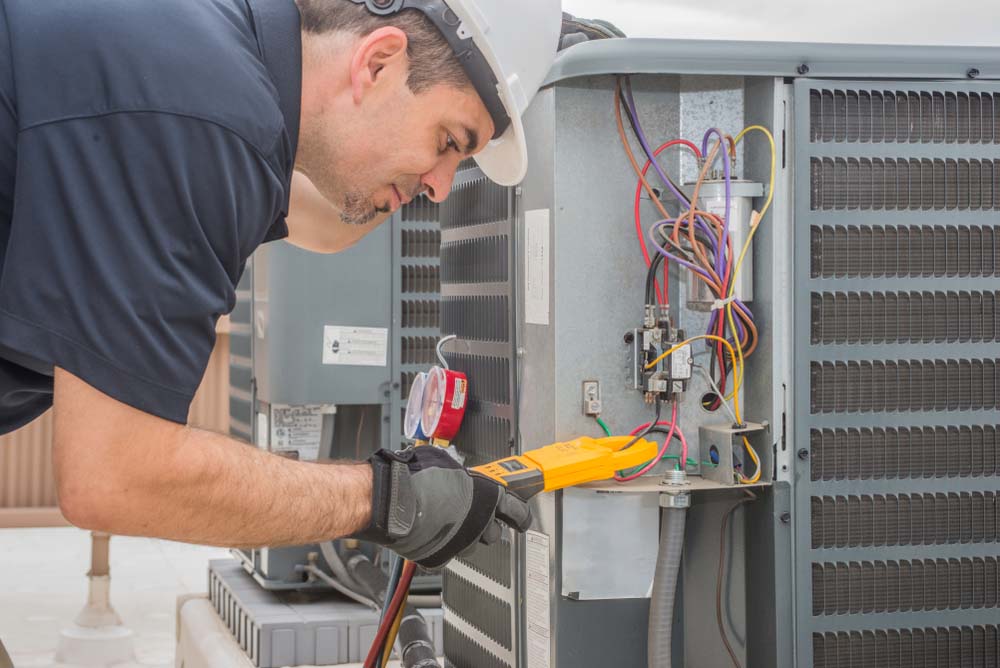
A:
[[701, 128, 733, 273], [648, 222, 714, 283]]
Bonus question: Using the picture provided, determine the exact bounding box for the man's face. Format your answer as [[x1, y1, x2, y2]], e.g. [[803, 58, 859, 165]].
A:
[[298, 36, 495, 227]]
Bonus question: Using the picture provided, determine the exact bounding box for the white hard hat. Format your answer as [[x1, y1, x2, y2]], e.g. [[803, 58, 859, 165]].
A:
[[349, 0, 563, 186]]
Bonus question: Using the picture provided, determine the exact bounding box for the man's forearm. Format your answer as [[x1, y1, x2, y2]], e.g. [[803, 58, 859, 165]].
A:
[[120, 427, 374, 548], [53, 367, 372, 548]]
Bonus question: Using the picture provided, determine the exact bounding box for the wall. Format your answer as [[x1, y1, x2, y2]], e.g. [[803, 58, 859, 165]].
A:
[[0, 333, 231, 528]]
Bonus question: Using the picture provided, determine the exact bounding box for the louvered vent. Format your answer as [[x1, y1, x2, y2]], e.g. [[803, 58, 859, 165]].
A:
[[401, 229, 441, 258], [811, 426, 1000, 481], [812, 558, 1000, 616], [443, 622, 510, 668], [440, 176, 511, 229], [401, 336, 438, 365], [810, 291, 999, 344], [442, 570, 512, 650], [810, 225, 1000, 279], [443, 353, 511, 405], [798, 81, 1000, 668], [809, 89, 1000, 144], [457, 538, 513, 589], [813, 625, 1000, 668], [401, 300, 440, 328], [809, 157, 1000, 211], [451, 410, 511, 467], [401, 265, 441, 294], [401, 194, 440, 222], [441, 296, 510, 343], [810, 493, 1000, 549], [810, 359, 1000, 413], [439, 236, 510, 284]]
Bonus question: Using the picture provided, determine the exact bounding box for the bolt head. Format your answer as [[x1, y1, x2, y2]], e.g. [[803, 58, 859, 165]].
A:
[[968, 68, 981, 79], [797, 63, 810, 75], [780, 512, 791, 524], [797, 448, 809, 460]]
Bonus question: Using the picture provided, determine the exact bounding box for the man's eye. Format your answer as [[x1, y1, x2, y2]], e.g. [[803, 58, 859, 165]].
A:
[[445, 136, 459, 153]]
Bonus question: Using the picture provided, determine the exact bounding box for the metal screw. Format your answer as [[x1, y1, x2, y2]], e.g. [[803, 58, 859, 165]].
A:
[[623, 332, 635, 344], [383, 416, 390, 423], [780, 512, 791, 524], [968, 68, 981, 79], [384, 390, 391, 398], [796, 63, 810, 75], [797, 448, 809, 460], [392, 382, 401, 390]]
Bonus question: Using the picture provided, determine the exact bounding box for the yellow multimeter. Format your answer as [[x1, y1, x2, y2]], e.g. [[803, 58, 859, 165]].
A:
[[472, 436, 659, 500]]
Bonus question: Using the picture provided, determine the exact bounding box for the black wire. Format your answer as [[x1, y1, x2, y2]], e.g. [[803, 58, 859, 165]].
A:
[[621, 397, 662, 451], [645, 250, 665, 305]]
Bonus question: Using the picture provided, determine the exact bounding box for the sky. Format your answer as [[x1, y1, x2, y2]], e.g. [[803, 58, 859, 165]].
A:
[[561, 0, 1000, 46]]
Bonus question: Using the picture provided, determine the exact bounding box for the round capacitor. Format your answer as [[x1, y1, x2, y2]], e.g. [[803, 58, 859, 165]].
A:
[[420, 365, 469, 442], [403, 371, 430, 440]]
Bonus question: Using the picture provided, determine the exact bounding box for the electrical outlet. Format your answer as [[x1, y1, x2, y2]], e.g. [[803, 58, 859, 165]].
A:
[[582, 380, 602, 415]]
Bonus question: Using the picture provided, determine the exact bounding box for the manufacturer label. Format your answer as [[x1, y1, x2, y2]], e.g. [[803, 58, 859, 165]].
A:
[[525, 530, 551, 668], [270, 404, 334, 461], [322, 326, 388, 367], [451, 378, 467, 409], [525, 209, 550, 326]]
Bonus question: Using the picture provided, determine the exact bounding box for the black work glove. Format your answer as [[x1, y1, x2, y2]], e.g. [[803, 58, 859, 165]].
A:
[[353, 447, 532, 569]]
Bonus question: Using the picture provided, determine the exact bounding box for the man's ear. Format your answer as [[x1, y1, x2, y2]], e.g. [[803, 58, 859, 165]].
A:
[[349, 26, 409, 104]]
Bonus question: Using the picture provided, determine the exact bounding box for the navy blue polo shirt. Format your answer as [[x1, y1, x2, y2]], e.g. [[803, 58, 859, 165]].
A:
[[0, 0, 301, 433]]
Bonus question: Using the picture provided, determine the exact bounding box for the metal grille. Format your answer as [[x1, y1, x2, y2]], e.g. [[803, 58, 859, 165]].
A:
[[810, 224, 1000, 279], [401, 336, 439, 365], [443, 352, 511, 405], [812, 625, 1000, 668], [796, 79, 1000, 668], [812, 557, 1000, 615], [809, 88, 1000, 144], [810, 291, 1000, 344], [401, 265, 441, 293], [441, 296, 510, 343], [401, 229, 441, 258], [401, 299, 440, 328], [440, 236, 510, 284], [438, 165, 517, 668], [810, 359, 1000, 413], [442, 570, 512, 650], [810, 493, 1000, 549], [811, 426, 1000, 481], [440, 176, 511, 229], [456, 538, 513, 589], [809, 157, 1000, 211], [401, 195, 440, 222], [443, 621, 509, 668]]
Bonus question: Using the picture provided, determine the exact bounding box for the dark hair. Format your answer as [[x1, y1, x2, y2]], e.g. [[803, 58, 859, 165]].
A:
[[296, 0, 470, 93]]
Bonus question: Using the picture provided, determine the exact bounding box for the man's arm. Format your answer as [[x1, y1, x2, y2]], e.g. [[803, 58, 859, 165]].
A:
[[284, 172, 390, 254], [52, 368, 372, 548]]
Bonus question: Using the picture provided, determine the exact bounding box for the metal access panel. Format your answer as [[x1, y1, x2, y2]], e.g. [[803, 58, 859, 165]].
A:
[[793, 80, 1000, 667]]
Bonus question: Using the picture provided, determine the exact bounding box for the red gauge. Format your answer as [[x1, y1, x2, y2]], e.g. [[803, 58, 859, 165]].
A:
[[420, 365, 468, 442]]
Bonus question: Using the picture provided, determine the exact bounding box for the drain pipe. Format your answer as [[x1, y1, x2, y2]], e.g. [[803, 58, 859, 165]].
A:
[[648, 471, 690, 668]]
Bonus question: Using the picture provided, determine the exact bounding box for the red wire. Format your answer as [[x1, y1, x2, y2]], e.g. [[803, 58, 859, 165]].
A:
[[616, 403, 685, 481], [633, 139, 703, 304], [363, 560, 417, 668]]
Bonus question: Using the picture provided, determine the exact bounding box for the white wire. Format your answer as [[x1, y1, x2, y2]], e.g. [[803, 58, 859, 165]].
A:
[[300, 564, 381, 611], [694, 364, 739, 425], [436, 335, 456, 369]]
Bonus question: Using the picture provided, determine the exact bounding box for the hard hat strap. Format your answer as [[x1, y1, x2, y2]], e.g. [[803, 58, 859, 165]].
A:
[[349, 0, 511, 139]]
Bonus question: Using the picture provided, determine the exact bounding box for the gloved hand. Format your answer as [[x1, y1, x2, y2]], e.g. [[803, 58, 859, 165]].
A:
[[353, 446, 532, 569]]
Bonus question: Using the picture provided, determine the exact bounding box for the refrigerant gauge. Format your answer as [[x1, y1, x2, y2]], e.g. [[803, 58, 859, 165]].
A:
[[420, 365, 469, 443]]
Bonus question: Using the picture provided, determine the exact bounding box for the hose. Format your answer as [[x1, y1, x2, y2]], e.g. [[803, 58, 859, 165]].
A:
[[648, 504, 687, 667], [345, 551, 442, 668], [320, 541, 360, 590]]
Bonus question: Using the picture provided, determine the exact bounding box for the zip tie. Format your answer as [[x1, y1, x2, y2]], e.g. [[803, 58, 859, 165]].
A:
[[711, 295, 737, 311]]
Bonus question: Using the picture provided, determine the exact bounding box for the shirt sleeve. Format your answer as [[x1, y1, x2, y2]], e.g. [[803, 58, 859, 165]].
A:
[[0, 112, 286, 423]]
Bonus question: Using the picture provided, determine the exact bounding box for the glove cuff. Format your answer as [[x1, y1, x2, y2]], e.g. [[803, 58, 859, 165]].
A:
[[349, 449, 394, 544]]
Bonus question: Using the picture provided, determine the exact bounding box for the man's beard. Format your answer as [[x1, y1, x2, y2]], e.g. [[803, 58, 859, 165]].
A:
[[340, 190, 389, 226]]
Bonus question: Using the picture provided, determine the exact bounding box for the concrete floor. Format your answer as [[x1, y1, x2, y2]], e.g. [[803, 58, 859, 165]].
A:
[[0, 527, 230, 668]]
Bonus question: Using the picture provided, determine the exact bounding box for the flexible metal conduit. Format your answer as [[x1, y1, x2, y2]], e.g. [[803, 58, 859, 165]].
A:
[[648, 500, 688, 667]]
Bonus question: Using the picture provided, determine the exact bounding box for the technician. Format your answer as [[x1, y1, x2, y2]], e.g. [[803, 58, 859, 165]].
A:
[[0, 0, 560, 592]]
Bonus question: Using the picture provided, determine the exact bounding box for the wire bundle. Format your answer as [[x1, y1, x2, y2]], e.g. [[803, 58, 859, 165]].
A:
[[364, 557, 417, 668], [614, 76, 776, 484]]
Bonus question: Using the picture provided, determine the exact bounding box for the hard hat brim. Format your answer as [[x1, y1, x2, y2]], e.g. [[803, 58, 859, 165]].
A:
[[473, 103, 528, 187]]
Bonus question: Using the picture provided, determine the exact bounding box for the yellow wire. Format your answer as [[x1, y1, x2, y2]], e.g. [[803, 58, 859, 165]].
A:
[[380, 598, 407, 666], [728, 126, 775, 485], [645, 334, 743, 420]]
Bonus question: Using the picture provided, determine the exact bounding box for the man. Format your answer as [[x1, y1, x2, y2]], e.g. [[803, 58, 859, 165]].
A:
[[0, 0, 559, 598]]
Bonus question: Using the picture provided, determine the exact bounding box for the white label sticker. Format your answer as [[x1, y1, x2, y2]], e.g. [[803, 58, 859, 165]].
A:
[[525, 530, 551, 668], [270, 405, 331, 461], [524, 209, 550, 326], [451, 378, 467, 410], [322, 326, 388, 367]]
